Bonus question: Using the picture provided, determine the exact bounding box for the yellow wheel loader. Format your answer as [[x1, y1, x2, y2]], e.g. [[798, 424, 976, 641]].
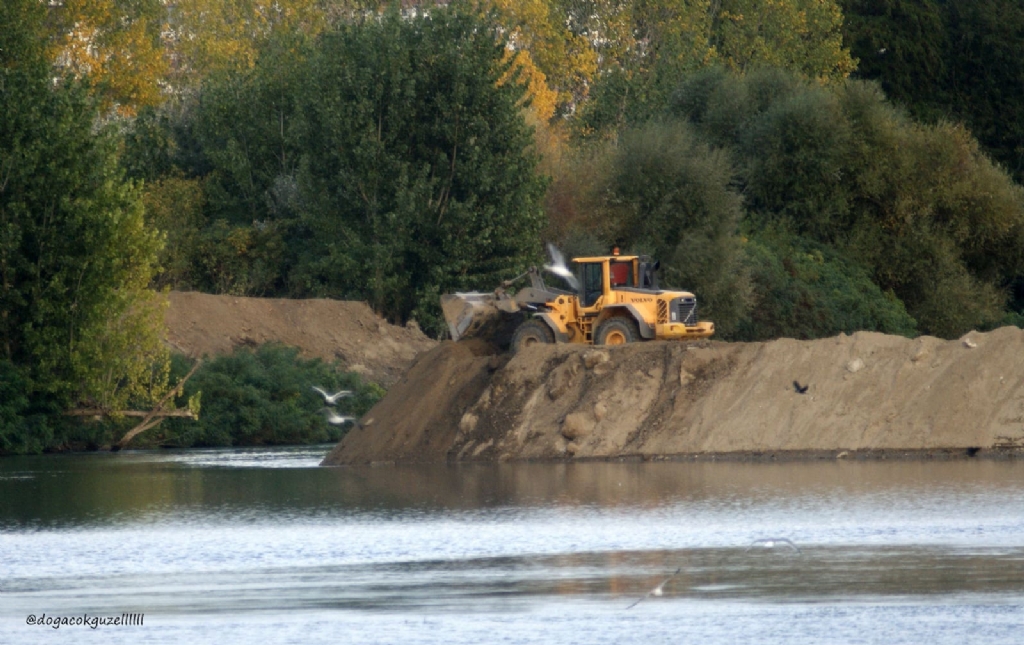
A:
[[441, 252, 714, 352]]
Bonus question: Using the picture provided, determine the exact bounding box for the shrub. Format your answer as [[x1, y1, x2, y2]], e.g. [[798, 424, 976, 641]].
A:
[[734, 233, 918, 341], [156, 344, 383, 448], [667, 69, 1024, 337]]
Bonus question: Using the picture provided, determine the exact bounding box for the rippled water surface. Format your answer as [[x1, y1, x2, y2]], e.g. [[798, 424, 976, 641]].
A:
[[2, 448, 1023, 644]]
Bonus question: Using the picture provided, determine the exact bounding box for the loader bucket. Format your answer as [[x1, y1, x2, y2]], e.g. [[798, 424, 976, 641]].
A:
[[440, 293, 522, 345]]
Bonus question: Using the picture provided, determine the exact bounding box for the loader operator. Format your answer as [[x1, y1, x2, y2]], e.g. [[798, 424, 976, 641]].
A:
[[609, 245, 629, 287]]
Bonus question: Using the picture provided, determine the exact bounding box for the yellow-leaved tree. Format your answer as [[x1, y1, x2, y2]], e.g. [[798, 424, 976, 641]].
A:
[[46, 0, 168, 115], [166, 0, 327, 86], [714, 0, 855, 79], [487, 0, 598, 115]]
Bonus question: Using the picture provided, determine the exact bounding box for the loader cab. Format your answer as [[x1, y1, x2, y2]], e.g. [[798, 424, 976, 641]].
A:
[[574, 256, 641, 307]]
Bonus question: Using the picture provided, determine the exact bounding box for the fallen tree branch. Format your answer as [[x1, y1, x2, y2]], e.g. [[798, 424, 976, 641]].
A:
[[114, 359, 203, 450], [65, 409, 196, 418]]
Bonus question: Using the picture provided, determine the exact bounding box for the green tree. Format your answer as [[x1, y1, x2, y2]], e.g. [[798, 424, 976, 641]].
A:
[[736, 231, 918, 340], [121, 28, 314, 297], [166, 0, 327, 89], [188, 33, 309, 227], [944, 0, 1024, 182], [1, 0, 169, 451], [714, 0, 854, 78], [600, 121, 751, 334], [841, 0, 1024, 183], [576, 0, 854, 136], [839, 0, 948, 120], [576, 0, 716, 133], [293, 3, 547, 330], [140, 3, 547, 333], [142, 174, 206, 290]]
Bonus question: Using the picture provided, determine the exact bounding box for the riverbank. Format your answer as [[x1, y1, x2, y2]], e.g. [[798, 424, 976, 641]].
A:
[[323, 327, 1024, 465]]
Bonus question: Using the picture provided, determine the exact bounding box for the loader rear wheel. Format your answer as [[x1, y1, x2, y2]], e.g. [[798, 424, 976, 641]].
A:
[[511, 319, 555, 353], [596, 317, 640, 346]]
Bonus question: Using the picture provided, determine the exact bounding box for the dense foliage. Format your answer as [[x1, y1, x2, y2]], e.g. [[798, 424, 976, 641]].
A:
[[155, 345, 383, 448], [574, 0, 854, 135], [841, 0, 1024, 184], [564, 68, 1024, 339], [1, 0, 170, 453], [131, 4, 548, 334], [737, 232, 918, 340]]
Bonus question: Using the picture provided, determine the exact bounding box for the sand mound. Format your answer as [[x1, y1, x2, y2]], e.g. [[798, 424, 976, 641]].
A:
[[325, 339, 505, 464], [164, 292, 436, 387], [322, 327, 1024, 465]]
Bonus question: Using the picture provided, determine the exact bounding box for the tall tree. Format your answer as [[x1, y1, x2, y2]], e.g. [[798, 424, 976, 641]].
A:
[[166, 0, 327, 88], [296, 3, 547, 329], [488, 0, 598, 116], [839, 0, 948, 120], [944, 0, 1024, 182], [714, 0, 854, 78], [1, 0, 168, 448], [46, 0, 169, 115], [159, 3, 547, 331], [841, 0, 1024, 182], [576, 0, 855, 135]]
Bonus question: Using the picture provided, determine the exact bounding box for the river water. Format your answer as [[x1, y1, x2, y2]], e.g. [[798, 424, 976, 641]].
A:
[[1, 448, 1022, 644]]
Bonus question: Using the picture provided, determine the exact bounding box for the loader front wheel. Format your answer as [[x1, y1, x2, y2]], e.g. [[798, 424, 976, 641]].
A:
[[596, 317, 640, 346], [511, 319, 555, 353]]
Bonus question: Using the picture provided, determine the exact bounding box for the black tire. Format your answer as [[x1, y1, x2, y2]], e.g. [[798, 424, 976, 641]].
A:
[[511, 318, 556, 353], [595, 317, 640, 346]]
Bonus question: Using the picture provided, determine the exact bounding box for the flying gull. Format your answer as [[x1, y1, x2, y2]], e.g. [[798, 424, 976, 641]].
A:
[[323, 409, 357, 426], [745, 537, 802, 554], [625, 567, 682, 609], [312, 386, 354, 405], [544, 243, 580, 291]]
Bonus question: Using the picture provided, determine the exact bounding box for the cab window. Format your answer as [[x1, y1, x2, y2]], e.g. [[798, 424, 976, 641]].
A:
[[580, 263, 603, 307]]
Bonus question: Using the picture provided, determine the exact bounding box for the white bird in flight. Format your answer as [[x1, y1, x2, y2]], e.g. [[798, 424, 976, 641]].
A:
[[323, 409, 357, 426], [628, 537, 803, 609], [544, 243, 580, 291], [626, 567, 682, 609], [745, 537, 802, 554], [312, 386, 354, 405]]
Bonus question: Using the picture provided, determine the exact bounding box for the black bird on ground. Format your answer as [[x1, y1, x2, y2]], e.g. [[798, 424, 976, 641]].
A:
[[793, 381, 809, 394]]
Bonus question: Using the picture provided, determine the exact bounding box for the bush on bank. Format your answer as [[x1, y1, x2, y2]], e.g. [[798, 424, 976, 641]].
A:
[[154, 344, 383, 448], [0, 344, 382, 454]]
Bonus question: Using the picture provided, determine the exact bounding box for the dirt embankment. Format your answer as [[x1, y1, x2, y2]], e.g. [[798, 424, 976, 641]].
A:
[[323, 327, 1024, 465], [164, 291, 436, 387]]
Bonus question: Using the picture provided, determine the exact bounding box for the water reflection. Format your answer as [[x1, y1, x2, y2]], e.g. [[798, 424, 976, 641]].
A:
[[3, 451, 1023, 526], [1, 450, 1023, 644]]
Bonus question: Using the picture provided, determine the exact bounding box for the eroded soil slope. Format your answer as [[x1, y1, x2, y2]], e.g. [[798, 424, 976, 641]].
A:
[[323, 327, 1024, 464], [164, 292, 436, 387]]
